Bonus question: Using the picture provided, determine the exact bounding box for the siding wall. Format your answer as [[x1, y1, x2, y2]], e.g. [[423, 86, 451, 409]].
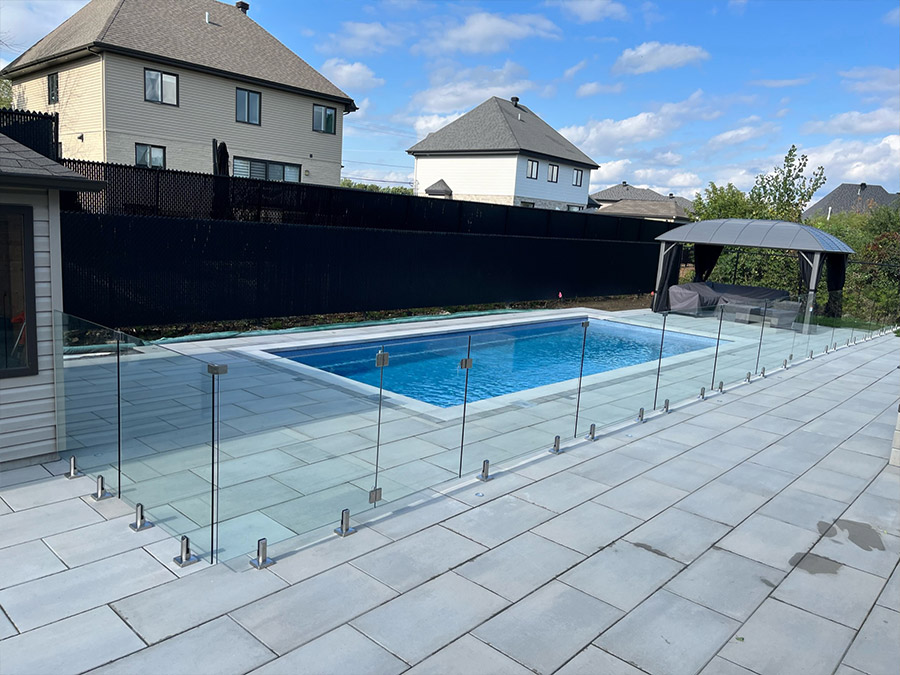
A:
[[10, 55, 105, 161], [0, 189, 61, 466], [513, 155, 591, 208], [104, 53, 344, 185], [413, 155, 517, 202]]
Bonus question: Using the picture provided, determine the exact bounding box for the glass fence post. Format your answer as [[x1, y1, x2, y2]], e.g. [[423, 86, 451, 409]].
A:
[[754, 300, 768, 374], [207, 363, 226, 564], [710, 304, 724, 390], [653, 312, 668, 410], [372, 346, 388, 506], [458, 336, 473, 478], [116, 330, 122, 498], [573, 320, 589, 438]]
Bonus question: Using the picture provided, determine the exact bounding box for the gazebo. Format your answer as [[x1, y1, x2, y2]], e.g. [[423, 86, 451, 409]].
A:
[[651, 219, 854, 328]]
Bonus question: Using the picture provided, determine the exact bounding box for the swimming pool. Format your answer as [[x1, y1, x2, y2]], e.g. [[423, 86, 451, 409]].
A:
[[271, 319, 719, 407]]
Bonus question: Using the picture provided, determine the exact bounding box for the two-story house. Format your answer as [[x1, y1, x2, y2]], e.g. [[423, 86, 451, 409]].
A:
[[0, 0, 356, 186], [407, 97, 599, 211]]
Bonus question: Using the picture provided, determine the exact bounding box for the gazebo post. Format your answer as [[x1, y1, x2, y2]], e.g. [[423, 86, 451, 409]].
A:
[[802, 251, 822, 335]]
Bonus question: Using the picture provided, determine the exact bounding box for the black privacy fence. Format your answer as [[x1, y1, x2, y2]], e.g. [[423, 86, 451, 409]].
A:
[[59, 159, 670, 242], [60, 211, 661, 326], [0, 108, 59, 160]]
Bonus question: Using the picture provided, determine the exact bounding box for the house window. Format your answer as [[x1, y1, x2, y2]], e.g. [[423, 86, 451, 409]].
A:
[[47, 73, 59, 104], [313, 105, 336, 134], [1, 206, 37, 378], [573, 169, 583, 187], [548, 164, 559, 183], [567, 205, 582, 211], [144, 69, 178, 105], [233, 156, 301, 183], [236, 88, 261, 125], [526, 159, 539, 179], [135, 143, 166, 169], [520, 201, 535, 208]]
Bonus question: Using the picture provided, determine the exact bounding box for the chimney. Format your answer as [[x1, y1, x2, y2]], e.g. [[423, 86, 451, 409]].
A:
[[622, 181, 627, 185], [858, 182, 867, 194], [236, 1, 249, 13], [668, 193, 674, 198], [511, 96, 519, 107]]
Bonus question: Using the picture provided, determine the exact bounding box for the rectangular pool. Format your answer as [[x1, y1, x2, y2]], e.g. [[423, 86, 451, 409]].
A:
[[271, 319, 718, 407]]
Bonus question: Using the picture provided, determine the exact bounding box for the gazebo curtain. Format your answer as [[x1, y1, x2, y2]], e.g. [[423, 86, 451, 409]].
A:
[[652, 243, 683, 312], [693, 244, 724, 282]]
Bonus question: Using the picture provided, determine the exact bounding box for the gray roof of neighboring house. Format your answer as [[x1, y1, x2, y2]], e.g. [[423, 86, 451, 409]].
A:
[[591, 182, 694, 211], [657, 218, 854, 254], [0, 0, 355, 110], [589, 199, 690, 222], [802, 183, 899, 220], [0, 133, 104, 191], [424, 179, 452, 196], [407, 97, 598, 169]]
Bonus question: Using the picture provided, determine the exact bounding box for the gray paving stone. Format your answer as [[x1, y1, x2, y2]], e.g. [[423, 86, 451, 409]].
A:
[[510, 471, 606, 513], [592, 476, 688, 520], [406, 634, 533, 675], [843, 605, 900, 675], [666, 548, 785, 621], [570, 452, 654, 487], [0, 539, 67, 590], [439, 470, 533, 507], [532, 501, 642, 555], [456, 531, 583, 601], [718, 599, 855, 675], [773, 553, 885, 628], [0, 548, 172, 632], [717, 462, 795, 498], [818, 448, 887, 480], [865, 467, 900, 500], [114, 563, 287, 644], [248, 625, 406, 675], [351, 572, 508, 665], [351, 525, 486, 593], [556, 646, 645, 675], [267, 526, 393, 585], [0, 498, 104, 549], [685, 440, 759, 470], [791, 466, 869, 503], [0, 606, 144, 675], [596, 590, 739, 675], [653, 421, 725, 446], [677, 480, 770, 526], [473, 581, 622, 675], [44, 514, 168, 567], [876, 564, 899, 611], [0, 474, 95, 511], [442, 494, 555, 548], [233, 563, 397, 655], [719, 514, 821, 572], [89, 616, 274, 675], [748, 444, 822, 475], [756, 486, 846, 532], [617, 434, 692, 464], [0, 609, 16, 640], [714, 426, 782, 451], [0, 463, 51, 488], [625, 508, 731, 564], [843, 492, 900, 537], [642, 455, 725, 491], [811, 522, 900, 578], [561, 540, 683, 611], [699, 657, 758, 674]]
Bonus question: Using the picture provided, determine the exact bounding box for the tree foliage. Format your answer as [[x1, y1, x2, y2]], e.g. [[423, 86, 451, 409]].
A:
[[0, 79, 12, 109], [691, 182, 762, 220], [748, 145, 826, 222], [340, 178, 412, 195]]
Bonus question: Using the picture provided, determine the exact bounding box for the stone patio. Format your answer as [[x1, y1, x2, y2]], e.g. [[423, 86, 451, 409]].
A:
[[0, 322, 897, 675]]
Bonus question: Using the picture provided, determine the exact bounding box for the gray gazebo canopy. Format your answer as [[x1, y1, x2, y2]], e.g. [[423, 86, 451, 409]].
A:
[[652, 218, 854, 314]]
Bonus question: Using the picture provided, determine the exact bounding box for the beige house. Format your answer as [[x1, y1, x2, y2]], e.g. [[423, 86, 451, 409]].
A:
[[0, 0, 355, 186]]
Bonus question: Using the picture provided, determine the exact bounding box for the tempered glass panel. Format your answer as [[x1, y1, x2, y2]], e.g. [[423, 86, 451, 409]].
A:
[[756, 296, 802, 376], [707, 302, 763, 391]]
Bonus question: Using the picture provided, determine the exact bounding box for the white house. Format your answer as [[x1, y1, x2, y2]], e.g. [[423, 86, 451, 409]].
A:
[[0, 0, 356, 187], [407, 97, 599, 211], [0, 133, 103, 468]]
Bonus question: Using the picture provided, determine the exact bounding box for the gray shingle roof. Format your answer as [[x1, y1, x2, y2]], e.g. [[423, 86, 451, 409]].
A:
[[406, 97, 598, 169], [589, 198, 690, 222], [424, 179, 452, 196], [0, 0, 354, 109], [657, 218, 854, 254], [590, 182, 694, 213], [802, 183, 899, 220], [0, 133, 104, 190]]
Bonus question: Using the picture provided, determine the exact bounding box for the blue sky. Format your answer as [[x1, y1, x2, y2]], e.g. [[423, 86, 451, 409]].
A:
[[2, 0, 898, 201]]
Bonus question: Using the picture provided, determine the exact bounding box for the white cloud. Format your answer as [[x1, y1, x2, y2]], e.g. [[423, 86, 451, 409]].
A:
[[774, 108, 790, 118], [563, 60, 587, 80], [412, 61, 535, 114], [641, 2, 664, 26], [575, 81, 624, 97], [548, 0, 629, 22], [0, 0, 88, 60], [838, 67, 900, 95], [320, 59, 385, 91], [884, 7, 900, 25], [633, 168, 701, 187], [748, 77, 811, 88], [342, 166, 413, 186], [411, 112, 464, 139], [560, 90, 716, 156], [654, 151, 682, 166], [417, 12, 560, 55], [612, 42, 710, 75], [728, 0, 748, 12], [707, 122, 778, 148], [319, 22, 405, 55], [804, 107, 900, 135], [803, 135, 900, 190], [589, 159, 633, 186]]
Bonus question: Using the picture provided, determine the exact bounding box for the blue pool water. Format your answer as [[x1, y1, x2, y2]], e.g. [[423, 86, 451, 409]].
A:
[[272, 319, 718, 407]]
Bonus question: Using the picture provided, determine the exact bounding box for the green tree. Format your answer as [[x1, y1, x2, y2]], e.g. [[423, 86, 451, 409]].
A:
[[340, 178, 412, 195], [691, 182, 762, 220], [749, 144, 826, 222], [0, 79, 12, 109]]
